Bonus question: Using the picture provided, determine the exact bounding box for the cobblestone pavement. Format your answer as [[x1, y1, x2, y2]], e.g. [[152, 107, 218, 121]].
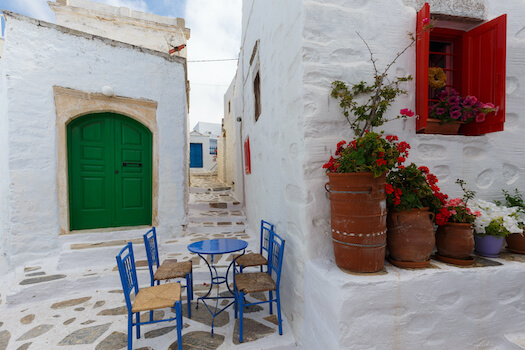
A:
[[0, 173, 299, 350]]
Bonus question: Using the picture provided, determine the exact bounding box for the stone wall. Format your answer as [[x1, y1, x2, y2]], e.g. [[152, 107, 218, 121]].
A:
[[0, 12, 188, 270]]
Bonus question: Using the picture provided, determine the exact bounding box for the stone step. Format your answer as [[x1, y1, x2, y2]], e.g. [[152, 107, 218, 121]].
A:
[[187, 201, 242, 211], [186, 213, 246, 224]]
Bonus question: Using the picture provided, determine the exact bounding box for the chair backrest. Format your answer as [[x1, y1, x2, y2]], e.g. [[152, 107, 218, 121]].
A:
[[144, 228, 160, 284], [260, 220, 274, 258], [116, 242, 139, 311], [268, 230, 285, 287]]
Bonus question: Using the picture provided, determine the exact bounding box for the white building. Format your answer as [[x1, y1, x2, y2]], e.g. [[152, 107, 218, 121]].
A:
[[0, 1, 190, 273], [189, 130, 217, 173], [224, 0, 525, 348]]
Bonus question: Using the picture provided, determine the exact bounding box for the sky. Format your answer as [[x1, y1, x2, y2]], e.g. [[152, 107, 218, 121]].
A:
[[0, 0, 242, 129]]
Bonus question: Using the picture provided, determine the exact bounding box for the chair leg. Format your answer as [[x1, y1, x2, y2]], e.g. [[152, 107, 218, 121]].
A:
[[149, 310, 153, 322], [239, 291, 244, 343], [176, 300, 183, 350], [136, 312, 141, 339], [185, 275, 191, 318], [269, 290, 273, 315], [276, 290, 283, 335], [128, 313, 133, 350]]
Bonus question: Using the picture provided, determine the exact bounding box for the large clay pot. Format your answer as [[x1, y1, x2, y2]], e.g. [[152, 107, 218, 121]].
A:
[[435, 222, 474, 260], [506, 231, 525, 254], [387, 208, 435, 268], [326, 172, 387, 273], [474, 234, 504, 257]]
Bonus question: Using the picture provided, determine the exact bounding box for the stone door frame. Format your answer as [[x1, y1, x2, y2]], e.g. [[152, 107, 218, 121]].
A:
[[54, 86, 159, 234]]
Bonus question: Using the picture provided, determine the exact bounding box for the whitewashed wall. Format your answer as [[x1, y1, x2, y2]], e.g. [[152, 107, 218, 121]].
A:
[[234, 0, 525, 348], [0, 13, 188, 270], [0, 35, 8, 275], [189, 131, 216, 172]]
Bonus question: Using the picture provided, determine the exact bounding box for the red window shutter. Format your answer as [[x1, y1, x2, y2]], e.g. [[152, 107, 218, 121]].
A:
[[461, 15, 506, 136], [244, 137, 251, 175], [415, 3, 430, 132]]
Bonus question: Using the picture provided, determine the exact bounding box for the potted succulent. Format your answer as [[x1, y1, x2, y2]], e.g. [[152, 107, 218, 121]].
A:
[[499, 189, 525, 254], [426, 88, 499, 135], [385, 164, 445, 268], [469, 198, 524, 257], [434, 180, 478, 265], [324, 18, 433, 273]]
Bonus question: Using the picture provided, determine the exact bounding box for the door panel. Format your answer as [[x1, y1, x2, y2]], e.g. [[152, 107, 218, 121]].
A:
[[68, 116, 114, 230], [190, 143, 203, 168], [114, 117, 152, 226], [68, 113, 152, 230]]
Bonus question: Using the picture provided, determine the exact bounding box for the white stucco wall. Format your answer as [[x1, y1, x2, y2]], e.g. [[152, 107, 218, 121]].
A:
[[0, 12, 188, 270], [189, 131, 216, 173], [236, 0, 307, 337], [0, 33, 9, 275], [233, 0, 525, 348], [50, 0, 190, 57]]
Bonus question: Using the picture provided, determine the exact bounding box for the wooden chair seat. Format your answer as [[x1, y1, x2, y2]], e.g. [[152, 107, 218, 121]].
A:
[[132, 282, 181, 313], [153, 260, 192, 281], [235, 253, 268, 268], [235, 272, 276, 294]]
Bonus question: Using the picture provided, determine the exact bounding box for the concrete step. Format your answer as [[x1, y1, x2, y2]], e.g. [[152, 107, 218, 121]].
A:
[[186, 213, 246, 224]]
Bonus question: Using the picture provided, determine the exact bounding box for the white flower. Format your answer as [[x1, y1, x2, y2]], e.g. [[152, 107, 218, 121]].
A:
[[468, 198, 522, 236]]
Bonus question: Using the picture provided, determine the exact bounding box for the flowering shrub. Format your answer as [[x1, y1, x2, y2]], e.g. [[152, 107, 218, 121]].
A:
[[386, 163, 445, 214], [435, 179, 478, 226], [330, 18, 433, 137], [468, 199, 525, 237], [429, 88, 499, 124], [322, 131, 409, 177]]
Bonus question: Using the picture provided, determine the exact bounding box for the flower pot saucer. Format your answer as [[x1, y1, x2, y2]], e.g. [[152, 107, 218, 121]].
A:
[[474, 250, 500, 258], [434, 253, 475, 266], [506, 246, 525, 255], [387, 256, 430, 269]]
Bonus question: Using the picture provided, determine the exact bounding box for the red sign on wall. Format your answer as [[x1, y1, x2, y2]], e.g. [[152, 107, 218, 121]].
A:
[[244, 137, 251, 175]]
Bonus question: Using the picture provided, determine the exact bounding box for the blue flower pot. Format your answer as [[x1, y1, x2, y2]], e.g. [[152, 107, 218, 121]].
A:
[[474, 235, 504, 257]]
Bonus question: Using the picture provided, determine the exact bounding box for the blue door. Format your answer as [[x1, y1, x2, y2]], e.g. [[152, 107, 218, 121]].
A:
[[190, 143, 203, 168]]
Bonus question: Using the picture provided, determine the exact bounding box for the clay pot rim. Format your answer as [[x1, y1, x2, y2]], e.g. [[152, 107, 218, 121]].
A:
[[390, 207, 431, 213], [440, 222, 473, 228], [327, 171, 386, 177]]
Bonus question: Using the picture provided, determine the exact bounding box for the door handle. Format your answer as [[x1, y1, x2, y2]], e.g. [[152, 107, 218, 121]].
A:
[[122, 162, 142, 167]]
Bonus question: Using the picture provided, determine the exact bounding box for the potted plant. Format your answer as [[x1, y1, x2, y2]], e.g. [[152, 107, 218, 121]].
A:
[[426, 88, 499, 135], [469, 199, 524, 257], [385, 164, 445, 268], [323, 18, 432, 273], [434, 180, 478, 265], [499, 189, 525, 254], [323, 132, 409, 272]]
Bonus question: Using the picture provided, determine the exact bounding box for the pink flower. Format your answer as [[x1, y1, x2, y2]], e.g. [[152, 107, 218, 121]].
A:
[[482, 103, 495, 109], [476, 113, 486, 123], [422, 18, 430, 25], [400, 108, 415, 117], [448, 198, 463, 207]]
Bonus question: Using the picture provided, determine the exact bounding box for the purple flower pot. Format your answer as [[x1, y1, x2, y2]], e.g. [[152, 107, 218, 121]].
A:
[[474, 235, 504, 257]]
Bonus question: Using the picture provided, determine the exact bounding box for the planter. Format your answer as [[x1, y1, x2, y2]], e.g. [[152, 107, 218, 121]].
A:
[[474, 235, 504, 258], [387, 207, 435, 268], [435, 222, 474, 264], [506, 231, 525, 254], [326, 172, 387, 273], [424, 118, 463, 135]]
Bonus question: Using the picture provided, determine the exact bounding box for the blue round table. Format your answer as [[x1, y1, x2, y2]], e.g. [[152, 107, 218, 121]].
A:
[[187, 238, 248, 335]]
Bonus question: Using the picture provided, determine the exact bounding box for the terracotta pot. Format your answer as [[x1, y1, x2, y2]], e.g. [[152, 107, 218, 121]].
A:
[[424, 118, 463, 135], [435, 222, 474, 259], [506, 231, 525, 254], [474, 234, 504, 257], [326, 172, 387, 273], [387, 208, 435, 267]]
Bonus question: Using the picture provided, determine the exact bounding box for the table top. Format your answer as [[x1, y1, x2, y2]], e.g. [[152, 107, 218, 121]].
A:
[[187, 238, 248, 255]]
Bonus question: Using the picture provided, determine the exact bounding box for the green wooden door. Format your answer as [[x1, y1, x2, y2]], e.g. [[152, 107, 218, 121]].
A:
[[68, 113, 152, 230]]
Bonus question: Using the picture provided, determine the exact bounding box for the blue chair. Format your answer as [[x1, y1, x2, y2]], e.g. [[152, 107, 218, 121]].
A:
[[116, 242, 183, 350], [144, 228, 193, 318], [235, 220, 274, 272], [234, 230, 285, 342]]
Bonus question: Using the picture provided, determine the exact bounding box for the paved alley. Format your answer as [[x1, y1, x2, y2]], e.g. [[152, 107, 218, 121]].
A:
[[0, 174, 298, 350]]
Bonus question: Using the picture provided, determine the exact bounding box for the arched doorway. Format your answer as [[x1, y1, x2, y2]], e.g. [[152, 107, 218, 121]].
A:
[[67, 112, 152, 230]]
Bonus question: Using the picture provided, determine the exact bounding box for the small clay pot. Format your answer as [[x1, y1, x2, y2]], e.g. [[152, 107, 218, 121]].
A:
[[506, 231, 525, 254], [387, 208, 435, 267], [435, 222, 474, 260]]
